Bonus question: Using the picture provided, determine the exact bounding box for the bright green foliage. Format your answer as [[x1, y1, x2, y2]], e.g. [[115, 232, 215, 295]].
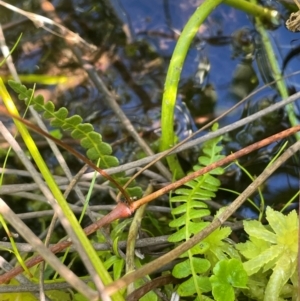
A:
[[210, 258, 248, 301], [169, 124, 236, 299], [202, 226, 240, 267], [8, 80, 114, 167], [0, 291, 39, 301], [8, 80, 142, 197], [236, 207, 298, 300], [45, 290, 73, 301]]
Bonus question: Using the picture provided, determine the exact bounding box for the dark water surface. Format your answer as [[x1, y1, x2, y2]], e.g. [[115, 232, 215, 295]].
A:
[[1, 0, 300, 218]]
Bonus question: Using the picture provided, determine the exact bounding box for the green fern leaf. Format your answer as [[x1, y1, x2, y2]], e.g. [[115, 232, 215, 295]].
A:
[[44, 101, 55, 113], [7, 80, 142, 198], [169, 124, 230, 299], [80, 132, 102, 149], [63, 115, 83, 127], [177, 275, 211, 296], [50, 118, 65, 127], [8, 80, 33, 102], [173, 258, 211, 278], [32, 95, 44, 108], [203, 227, 238, 266]]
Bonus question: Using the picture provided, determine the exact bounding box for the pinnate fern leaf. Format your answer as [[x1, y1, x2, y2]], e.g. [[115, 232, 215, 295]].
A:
[[169, 125, 225, 244], [169, 124, 235, 299], [8, 80, 142, 197]]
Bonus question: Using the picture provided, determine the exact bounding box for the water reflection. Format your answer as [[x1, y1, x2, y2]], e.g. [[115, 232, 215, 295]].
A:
[[1, 0, 300, 218]]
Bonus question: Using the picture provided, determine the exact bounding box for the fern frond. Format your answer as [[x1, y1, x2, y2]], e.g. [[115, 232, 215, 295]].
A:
[[169, 125, 225, 243], [169, 124, 234, 299], [8, 80, 142, 197]]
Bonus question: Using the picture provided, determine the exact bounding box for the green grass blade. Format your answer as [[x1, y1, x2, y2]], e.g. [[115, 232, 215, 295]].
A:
[[0, 78, 124, 301]]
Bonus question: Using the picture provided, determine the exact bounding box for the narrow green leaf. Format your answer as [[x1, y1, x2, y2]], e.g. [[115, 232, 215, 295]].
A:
[[244, 220, 277, 244], [243, 245, 282, 276], [104, 255, 120, 270], [189, 208, 210, 220], [171, 203, 188, 214], [204, 174, 221, 186], [113, 257, 125, 281], [169, 215, 187, 228], [193, 189, 216, 198]]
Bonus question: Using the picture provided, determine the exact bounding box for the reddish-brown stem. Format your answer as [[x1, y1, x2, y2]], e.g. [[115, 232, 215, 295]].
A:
[[131, 124, 300, 210], [0, 202, 132, 283], [0, 106, 132, 204], [126, 275, 180, 301], [1, 125, 299, 283]]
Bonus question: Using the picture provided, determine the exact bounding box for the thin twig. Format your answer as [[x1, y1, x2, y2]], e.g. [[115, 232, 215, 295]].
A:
[[0, 122, 107, 296], [37, 0, 172, 182], [126, 185, 153, 295], [131, 125, 300, 209], [1, 13, 104, 292], [0, 17, 94, 219], [105, 138, 300, 295], [92, 90, 300, 179], [0, 257, 52, 301], [0, 125, 299, 283], [0, 179, 111, 195], [0, 0, 96, 50], [0, 198, 99, 300], [0, 235, 171, 253], [1, 90, 299, 192], [0, 278, 88, 293]]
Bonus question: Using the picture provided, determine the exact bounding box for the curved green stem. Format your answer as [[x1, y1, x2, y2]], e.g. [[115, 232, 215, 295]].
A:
[[250, 0, 300, 140], [160, 0, 278, 179], [160, 0, 223, 179], [224, 0, 280, 25]]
